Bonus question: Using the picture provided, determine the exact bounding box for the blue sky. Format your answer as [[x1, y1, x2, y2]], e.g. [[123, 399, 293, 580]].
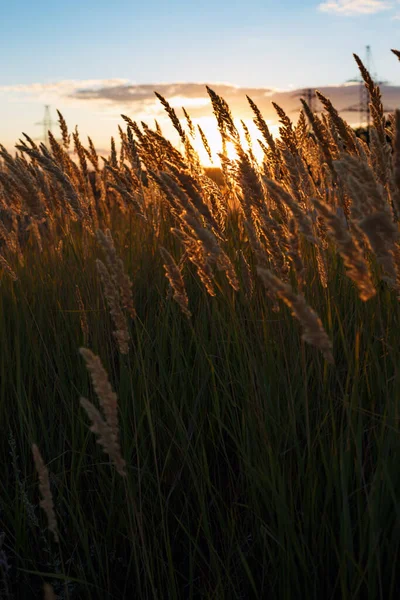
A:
[[1, 0, 400, 151]]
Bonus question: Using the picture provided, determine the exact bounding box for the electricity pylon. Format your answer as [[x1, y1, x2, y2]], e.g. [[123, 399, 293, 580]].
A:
[[343, 45, 392, 131], [35, 105, 57, 146]]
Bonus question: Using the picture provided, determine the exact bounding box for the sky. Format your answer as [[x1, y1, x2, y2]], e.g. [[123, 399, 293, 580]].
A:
[[1, 0, 400, 158]]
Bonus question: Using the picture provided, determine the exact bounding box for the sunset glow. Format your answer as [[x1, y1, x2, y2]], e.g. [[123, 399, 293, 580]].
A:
[[185, 116, 280, 166], [3, 0, 400, 597]]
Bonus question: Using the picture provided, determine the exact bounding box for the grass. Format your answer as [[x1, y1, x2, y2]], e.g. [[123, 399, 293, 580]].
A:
[[0, 51, 399, 599]]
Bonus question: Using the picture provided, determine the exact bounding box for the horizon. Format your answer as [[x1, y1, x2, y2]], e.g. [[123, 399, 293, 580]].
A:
[[2, 0, 400, 154], [2, 79, 399, 166]]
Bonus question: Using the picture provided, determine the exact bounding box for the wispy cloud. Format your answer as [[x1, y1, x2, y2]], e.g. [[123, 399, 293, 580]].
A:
[[318, 0, 393, 15], [0, 79, 276, 120], [0, 79, 130, 104]]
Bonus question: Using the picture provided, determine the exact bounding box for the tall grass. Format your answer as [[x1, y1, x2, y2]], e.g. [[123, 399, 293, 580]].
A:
[[0, 51, 399, 599]]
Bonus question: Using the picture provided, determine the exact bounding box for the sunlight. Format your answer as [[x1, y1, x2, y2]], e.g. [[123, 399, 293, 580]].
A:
[[188, 116, 280, 167]]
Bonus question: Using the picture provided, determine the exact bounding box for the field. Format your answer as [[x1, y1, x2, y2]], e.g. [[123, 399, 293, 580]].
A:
[[0, 52, 400, 599]]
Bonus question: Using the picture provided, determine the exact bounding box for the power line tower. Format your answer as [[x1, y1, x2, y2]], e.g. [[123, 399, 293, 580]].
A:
[[343, 45, 392, 132], [291, 88, 321, 130], [293, 88, 317, 113], [35, 105, 57, 146]]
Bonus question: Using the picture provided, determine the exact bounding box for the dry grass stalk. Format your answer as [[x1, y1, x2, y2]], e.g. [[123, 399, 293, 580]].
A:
[[287, 219, 306, 291], [197, 125, 213, 164], [171, 227, 216, 296], [301, 99, 335, 170], [241, 206, 269, 268], [31, 444, 59, 543], [369, 126, 391, 187], [200, 174, 227, 231], [353, 53, 386, 144], [315, 91, 357, 154], [159, 247, 191, 318], [75, 285, 89, 345], [294, 109, 308, 147], [257, 267, 334, 363], [80, 398, 127, 477], [96, 259, 130, 354], [57, 110, 70, 149], [72, 128, 89, 181], [313, 199, 376, 301], [183, 211, 239, 291], [358, 211, 400, 291], [80, 349, 119, 443], [109, 137, 118, 169], [207, 86, 240, 152], [315, 246, 329, 289], [247, 96, 277, 156], [155, 92, 186, 144], [184, 137, 202, 171], [0, 254, 18, 281], [15, 143, 85, 221], [47, 132, 67, 172], [239, 250, 254, 298], [236, 148, 266, 212], [96, 229, 136, 318], [154, 119, 162, 135], [85, 136, 100, 172], [167, 166, 221, 233], [263, 178, 320, 245], [80, 348, 126, 476], [280, 144, 316, 203], [241, 119, 256, 163], [182, 107, 196, 138], [26, 218, 43, 253], [258, 213, 290, 280], [335, 155, 390, 217], [159, 171, 202, 220], [392, 49, 400, 61], [272, 103, 298, 155]]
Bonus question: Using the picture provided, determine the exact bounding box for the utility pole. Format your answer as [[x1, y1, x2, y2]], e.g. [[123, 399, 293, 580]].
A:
[[35, 105, 56, 146], [296, 88, 316, 113], [297, 88, 316, 113], [291, 88, 320, 129]]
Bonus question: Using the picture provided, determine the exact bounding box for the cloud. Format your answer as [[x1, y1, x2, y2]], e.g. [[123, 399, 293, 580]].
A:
[[318, 0, 393, 15], [1, 77, 399, 131], [3, 76, 400, 161], [0, 79, 130, 106], [68, 82, 282, 121], [68, 81, 400, 123]]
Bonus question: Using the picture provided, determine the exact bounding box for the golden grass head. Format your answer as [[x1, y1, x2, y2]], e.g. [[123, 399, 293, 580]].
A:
[[31, 444, 59, 544], [160, 246, 191, 318], [257, 267, 334, 364], [79, 348, 126, 477]]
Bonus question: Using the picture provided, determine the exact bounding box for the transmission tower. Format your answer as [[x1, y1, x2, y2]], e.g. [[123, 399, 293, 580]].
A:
[[291, 88, 321, 130], [343, 45, 392, 131], [35, 105, 57, 146], [293, 88, 317, 113]]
